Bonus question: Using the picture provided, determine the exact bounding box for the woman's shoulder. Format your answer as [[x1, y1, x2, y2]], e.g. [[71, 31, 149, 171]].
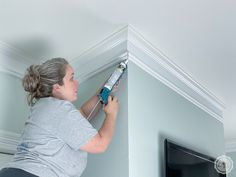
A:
[[30, 97, 80, 122], [35, 97, 76, 113]]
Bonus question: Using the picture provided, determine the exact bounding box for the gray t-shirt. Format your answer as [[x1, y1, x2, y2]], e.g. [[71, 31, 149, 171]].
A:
[[3, 97, 98, 177]]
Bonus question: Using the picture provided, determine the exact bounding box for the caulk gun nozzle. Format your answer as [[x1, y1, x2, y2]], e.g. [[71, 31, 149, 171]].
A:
[[124, 59, 128, 65]]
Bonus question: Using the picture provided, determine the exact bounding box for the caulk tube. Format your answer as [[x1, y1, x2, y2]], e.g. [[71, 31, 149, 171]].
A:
[[98, 60, 128, 104]]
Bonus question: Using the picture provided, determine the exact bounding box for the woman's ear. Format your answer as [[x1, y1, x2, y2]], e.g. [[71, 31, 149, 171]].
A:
[[52, 83, 61, 96]]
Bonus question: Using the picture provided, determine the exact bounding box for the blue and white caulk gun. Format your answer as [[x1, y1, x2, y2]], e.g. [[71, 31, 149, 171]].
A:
[[98, 60, 128, 104]]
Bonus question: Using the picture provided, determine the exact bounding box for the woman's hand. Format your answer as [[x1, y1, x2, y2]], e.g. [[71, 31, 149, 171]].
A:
[[103, 96, 119, 118]]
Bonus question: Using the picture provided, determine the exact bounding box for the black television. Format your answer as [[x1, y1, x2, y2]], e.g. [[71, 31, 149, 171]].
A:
[[165, 139, 226, 177]]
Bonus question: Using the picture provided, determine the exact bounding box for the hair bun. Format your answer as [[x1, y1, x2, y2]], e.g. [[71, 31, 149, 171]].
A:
[[22, 65, 40, 92]]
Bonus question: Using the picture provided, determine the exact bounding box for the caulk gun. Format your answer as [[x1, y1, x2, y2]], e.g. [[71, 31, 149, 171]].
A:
[[98, 59, 128, 104], [87, 59, 128, 121]]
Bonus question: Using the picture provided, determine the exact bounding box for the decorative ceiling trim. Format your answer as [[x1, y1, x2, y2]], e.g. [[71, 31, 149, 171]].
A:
[[0, 25, 225, 122], [225, 139, 236, 153], [71, 25, 224, 122], [0, 130, 20, 155], [127, 25, 225, 122], [0, 41, 33, 78]]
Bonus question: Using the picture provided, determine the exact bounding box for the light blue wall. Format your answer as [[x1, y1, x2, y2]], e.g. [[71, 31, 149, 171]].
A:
[[75, 66, 128, 177], [0, 73, 29, 133], [227, 151, 236, 177], [128, 61, 225, 177]]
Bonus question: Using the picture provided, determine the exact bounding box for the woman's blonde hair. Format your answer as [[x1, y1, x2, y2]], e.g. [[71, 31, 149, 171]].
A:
[[22, 58, 69, 106]]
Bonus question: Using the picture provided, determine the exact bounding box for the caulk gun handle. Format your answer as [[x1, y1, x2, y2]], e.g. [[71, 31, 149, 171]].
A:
[[98, 87, 111, 105]]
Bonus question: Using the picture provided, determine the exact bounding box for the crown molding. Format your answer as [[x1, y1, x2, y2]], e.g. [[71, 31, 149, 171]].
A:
[[0, 130, 20, 155], [225, 139, 236, 153], [0, 25, 225, 123], [127, 25, 225, 122], [0, 41, 34, 78], [70, 25, 224, 122], [66, 25, 225, 122]]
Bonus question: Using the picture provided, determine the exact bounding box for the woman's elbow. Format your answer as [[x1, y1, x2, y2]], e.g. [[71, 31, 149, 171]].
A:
[[80, 134, 109, 153]]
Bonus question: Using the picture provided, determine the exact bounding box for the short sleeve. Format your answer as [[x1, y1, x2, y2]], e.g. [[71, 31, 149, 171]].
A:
[[55, 102, 98, 150]]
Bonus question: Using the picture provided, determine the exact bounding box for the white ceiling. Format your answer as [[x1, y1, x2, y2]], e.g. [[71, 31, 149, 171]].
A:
[[1, 0, 236, 141]]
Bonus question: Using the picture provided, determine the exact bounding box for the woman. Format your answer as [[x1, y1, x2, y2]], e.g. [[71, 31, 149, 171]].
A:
[[0, 58, 119, 177]]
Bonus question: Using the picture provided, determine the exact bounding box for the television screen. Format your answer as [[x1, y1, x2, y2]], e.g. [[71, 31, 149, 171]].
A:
[[165, 139, 226, 177]]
